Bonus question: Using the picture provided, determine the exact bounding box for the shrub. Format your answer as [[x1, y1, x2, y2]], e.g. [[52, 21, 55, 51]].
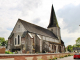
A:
[[64, 55, 68, 57], [53, 57, 57, 60], [68, 54, 71, 56], [5, 51, 13, 54], [59, 56, 64, 58]]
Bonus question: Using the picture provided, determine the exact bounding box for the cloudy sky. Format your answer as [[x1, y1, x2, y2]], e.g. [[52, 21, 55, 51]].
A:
[[0, 0, 80, 47]]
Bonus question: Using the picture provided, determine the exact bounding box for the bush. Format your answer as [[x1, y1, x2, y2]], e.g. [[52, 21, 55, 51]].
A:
[[68, 54, 71, 56], [64, 55, 68, 57], [5, 51, 13, 54], [59, 56, 64, 58], [53, 57, 57, 60]]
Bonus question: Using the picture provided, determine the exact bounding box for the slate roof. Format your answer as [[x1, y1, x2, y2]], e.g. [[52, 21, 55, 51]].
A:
[[61, 40, 64, 45], [48, 5, 59, 28], [8, 33, 14, 39], [22, 31, 27, 38], [19, 19, 58, 39], [49, 40, 64, 45]]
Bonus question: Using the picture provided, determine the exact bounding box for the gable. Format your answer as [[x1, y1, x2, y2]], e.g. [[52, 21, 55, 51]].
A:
[[12, 20, 26, 33]]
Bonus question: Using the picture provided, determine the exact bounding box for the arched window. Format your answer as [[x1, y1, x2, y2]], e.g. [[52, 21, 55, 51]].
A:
[[15, 38, 16, 45], [18, 35, 20, 44], [52, 44, 53, 49]]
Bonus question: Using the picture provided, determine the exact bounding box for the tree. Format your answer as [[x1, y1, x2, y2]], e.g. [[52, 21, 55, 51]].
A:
[[1, 41, 6, 46], [73, 44, 77, 48], [0, 37, 5, 46], [76, 37, 80, 47], [67, 45, 73, 52], [0, 37, 8, 48]]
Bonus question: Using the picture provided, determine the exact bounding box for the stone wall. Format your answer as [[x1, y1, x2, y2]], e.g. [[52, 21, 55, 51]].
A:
[[0, 53, 74, 60]]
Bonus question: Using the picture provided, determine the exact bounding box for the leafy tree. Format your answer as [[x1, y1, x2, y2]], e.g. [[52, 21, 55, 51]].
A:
[[0, 37, 8, 48], [1, 41, 6, 46], [0, 37, 5, 46], [73, 44, 78, 48], [67, 45, 73, 52], [76, 37, 80, 47]]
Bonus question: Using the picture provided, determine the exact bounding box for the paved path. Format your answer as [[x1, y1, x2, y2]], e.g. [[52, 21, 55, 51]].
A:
[[57, 56, 80, 60]]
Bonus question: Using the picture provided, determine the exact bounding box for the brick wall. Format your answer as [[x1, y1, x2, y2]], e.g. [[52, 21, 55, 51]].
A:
[[0, 47, 5, 54], [0, 53, 74, 60]]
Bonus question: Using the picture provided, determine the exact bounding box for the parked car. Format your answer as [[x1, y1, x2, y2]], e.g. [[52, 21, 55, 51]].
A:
[[74, 53, 80, 59]]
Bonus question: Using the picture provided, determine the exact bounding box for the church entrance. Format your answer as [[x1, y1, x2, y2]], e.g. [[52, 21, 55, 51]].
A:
[[12, 49, 21, 52]]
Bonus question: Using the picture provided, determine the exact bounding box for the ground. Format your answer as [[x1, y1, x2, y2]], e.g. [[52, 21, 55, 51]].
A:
[[58, 56, 79, 60]]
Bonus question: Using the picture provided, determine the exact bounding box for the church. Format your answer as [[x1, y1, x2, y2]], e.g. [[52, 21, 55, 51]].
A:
[[8, 5, 65, 53]]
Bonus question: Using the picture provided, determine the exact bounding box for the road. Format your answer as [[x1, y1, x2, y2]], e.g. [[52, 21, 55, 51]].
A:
[[57, 56, 80, 60]]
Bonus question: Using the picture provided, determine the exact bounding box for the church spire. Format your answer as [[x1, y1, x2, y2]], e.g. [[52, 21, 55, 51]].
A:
[[47, 4, 59, 28]]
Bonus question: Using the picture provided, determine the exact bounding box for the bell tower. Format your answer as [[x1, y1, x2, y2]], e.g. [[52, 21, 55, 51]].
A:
[[47, 5, 61, 41]]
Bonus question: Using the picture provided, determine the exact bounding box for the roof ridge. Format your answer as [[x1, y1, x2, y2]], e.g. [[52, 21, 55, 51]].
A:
[[18, 18, 53, 32]]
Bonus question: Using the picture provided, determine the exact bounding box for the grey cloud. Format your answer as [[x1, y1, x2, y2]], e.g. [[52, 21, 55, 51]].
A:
[[9, 0, 42, 16], [20, 0, 42, 16], [21, 0, 41, 9], [57, 4, 80, 33], [32, 18, 40, 24], [62, 37, 75, 46]]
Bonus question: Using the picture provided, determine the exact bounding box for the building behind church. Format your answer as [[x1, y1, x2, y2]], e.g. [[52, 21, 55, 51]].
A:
[[8, 5, 65, 53]]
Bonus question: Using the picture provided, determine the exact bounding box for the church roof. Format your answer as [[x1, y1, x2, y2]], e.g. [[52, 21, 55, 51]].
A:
[[48, 5, 59, 28], [8, 33, 14, 39], [61, 40, 64, 45], [19, 19, 58, 39]]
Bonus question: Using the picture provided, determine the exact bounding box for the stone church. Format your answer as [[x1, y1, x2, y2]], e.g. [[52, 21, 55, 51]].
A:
[[8, 5, 65, 53]]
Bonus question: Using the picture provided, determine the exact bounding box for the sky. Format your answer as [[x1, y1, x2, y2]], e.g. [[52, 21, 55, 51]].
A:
[[0, 0, 80, 47]]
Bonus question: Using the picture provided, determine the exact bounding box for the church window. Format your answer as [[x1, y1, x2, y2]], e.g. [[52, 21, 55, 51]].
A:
[[15, 38, 17, 45], [14, 35, 21, 46], [18, 35, 20, 44], [52, 45, 53, 49]]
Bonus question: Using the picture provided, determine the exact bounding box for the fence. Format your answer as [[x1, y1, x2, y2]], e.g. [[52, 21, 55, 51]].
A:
[[0, 53, 74, 60]]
